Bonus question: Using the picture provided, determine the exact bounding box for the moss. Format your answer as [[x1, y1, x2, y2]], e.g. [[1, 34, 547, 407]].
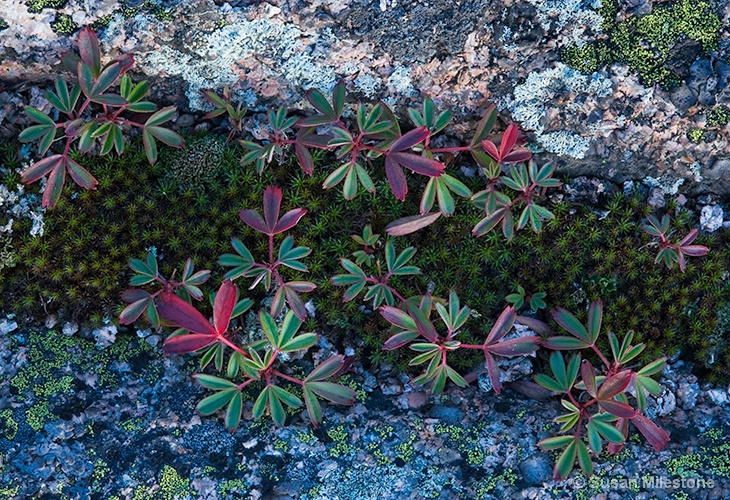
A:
[[159, 465, 194, 500], [160, 134, 227, 189], [707, 106, 730, 128], [327, 424, 355, 457], [25, 0, 66, 13], [50, 13, 78, 36], [687, 127, 705, 143], [562, 0, 721, 89], [0, 410, 18, 440], [26, 401, 51, 432], [0, 18, 8, 31]]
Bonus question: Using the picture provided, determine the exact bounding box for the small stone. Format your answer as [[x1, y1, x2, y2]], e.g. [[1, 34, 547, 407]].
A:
[[379, 378, 403, 396], [428, 404, 464, 425], [0, 318, 18, 335], [706, 389, 728, 406], [647, 187, 665, 209], [669, 84, 697, 113], [700, 205, 724, 232], [519, 453, 553, 485], [406, 391, 428, 409], [45, 315, 57, 329], [176, 114, 196, 128], [304, 300, 316, 318], [92, 324, 117, 349], [62, 322, 79, 336], [145, 335, 161, 348], [677, 379, 700, 410]]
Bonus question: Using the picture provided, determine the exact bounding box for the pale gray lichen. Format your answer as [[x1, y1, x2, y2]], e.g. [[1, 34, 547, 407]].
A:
[[507, 62, 612, 159], [387, 66, 417, 97], [525, 0, 604, 45], [137, 17, 337, 111], [642, 175, 685, 195], [354, 74, 381, 99]]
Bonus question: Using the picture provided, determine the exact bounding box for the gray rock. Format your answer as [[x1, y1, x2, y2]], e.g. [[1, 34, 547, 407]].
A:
[[428, 404, 465, 425], [176, 113, 196, 128], [647, 187, 666, 209], [0, 318, 18, 335], [700, 204, 724, 232], [519, 453, 553, 485], [677, 378, 700, 410], [706, 388, 729, 406], [92, 324, 117, 349], [44, 315, 57, 329], [669, 84, 697, 112], [62, 322, 79, 336], [379, 378, 403, 396]]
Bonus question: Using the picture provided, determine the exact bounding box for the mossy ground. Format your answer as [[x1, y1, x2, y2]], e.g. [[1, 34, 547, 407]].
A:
[[561, 0, 721, 89], [1, 136, 729, 383]]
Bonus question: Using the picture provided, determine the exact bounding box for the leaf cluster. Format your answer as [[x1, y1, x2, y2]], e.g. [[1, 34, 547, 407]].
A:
[[641, 214, 709, 272]]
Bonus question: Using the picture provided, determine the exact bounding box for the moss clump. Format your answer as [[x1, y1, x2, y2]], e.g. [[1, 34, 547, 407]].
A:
[[159, 465, 194, 500], [562, 0, 721, 89], [0, 18, 9, 31], [707, 106, 730, 128], [25, 0, 66, 13], [50, 13, 78, 35], [687, 127, 705, 143], [160, 134, 227, 189]]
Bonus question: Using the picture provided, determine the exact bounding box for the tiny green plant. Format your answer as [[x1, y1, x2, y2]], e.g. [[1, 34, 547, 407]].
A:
[[536, 301, 669, 479], [201, 85, 247, 142], [330, 226, 420, 307], [155, 279, 356, 429], [641, 214, 709, 272], [18, 27, 183, 207], [119, 252, 211, 328], [379, 292, 540, 394], [505, 285, 547, 311], [219, 185, 315, 321]]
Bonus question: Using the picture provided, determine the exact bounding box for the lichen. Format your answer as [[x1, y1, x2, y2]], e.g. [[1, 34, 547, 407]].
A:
[[50, 13, 78, 36]]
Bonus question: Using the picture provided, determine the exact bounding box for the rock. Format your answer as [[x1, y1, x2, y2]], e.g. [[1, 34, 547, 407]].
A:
[[665, 39, 702, 77], [706, 388, 729, 406], [379, 378, 403, 396], [428, 404, 465, 425], [0, 318, 18, 335], [62, 322, 79, 336], [92, 324, 117, 349], [669, 84, 697, 112], [700, 205, 724, 232], [519, 453, 553, 485], [645, 387, 676, 419], [45, 315, 57, 329], [406, 391, 429, 409], [677, 378, 700, 410], [176, 113, 197, 128], [647, 187, 665, 209]]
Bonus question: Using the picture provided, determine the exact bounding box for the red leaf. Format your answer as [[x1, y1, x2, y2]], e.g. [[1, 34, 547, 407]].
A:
[[599, 400, 637, 419], [273, 208, 307, 234], [43, 161, 66, 208], [484, 306, 516, 345], [295, 143, 314, 175], [680, 245, 708, 257], [485, 335, 540, 357], [678, 228, 698, 246], [597, 370, 633, 400], [213, 280, 236, 334], [385, 212, 441, 237], [239, 208, 268, 234], [480, 140, 499, 161], [157, 292, 217, 336], [631, 414, 669, 451], [77, 27, 101, 76], [21, 155, 63, 184], [385, 156, 407, 201], [263, 185, 282, 233], [162, 333, 218, 355], [66, 157, 98, 189], [389, 152, 444, 177], [500, 123, 519, 158], [607, 418, 629, 455], [484, 351, 502, 394], [501, 149, 532, 164], [389, 126, 429, 152], [121, 289, 151, 303]]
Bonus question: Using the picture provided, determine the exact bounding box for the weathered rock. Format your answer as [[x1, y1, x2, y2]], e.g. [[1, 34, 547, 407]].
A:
[[700, 204, 724, 232]]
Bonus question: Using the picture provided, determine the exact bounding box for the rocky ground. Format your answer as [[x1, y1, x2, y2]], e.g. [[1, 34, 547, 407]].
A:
[[0, 0, 729, 197], [1, 319, 730, 500]]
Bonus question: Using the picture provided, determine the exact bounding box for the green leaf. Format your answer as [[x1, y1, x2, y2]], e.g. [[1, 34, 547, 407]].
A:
[[323, 163, 350, 189], [145, 106, 177, 126], [252, 387, 270, 420], [259, 311, 281, 348], [554, 439, 578, 479], [271, 385, 303, 408], [303, 386, 322, 426], [281, 333, 318, 352], [269, 387, 286, 425], [193, 374, 238, 390], [147, 126, 183, 147], [225, 390, 243, 431], [197, 388, 236, 416], [24, 106, 55, 126]]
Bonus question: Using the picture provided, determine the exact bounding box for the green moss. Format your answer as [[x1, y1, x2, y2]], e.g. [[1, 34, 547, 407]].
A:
[[159, 465, 194, 500], [160, 134, 227, 189], [707, 106, 730, 127], [327, 425, 355, 457], [26, 401, 51, 431], [25, 0, 66, 13], [562, 0, 721, 89], [0, 410, 18, 440], [687, 127, 705, 143], [50, 13, 78, 35], [0, 18, 8, 31]]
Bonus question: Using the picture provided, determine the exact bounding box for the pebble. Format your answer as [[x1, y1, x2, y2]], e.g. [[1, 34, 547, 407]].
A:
[[91, 325, 117, 349], [62, 322, 78, 336], [0, 318, 18, 335], [706, 388, 729, 406], [669, 84, 697, 112], [647, 187, 665, 209], [700, 204, 724, 232], [428, 404, 464, 425], [677, 378, 700, 410], [44, 315, 57, 329], [176, 114, 196, 128], [519, 453, 553, 485]]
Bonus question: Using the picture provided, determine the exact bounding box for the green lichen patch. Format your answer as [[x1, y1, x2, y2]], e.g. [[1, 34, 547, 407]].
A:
[[562, 0, 721, 89], [50, 13, 78, 36], [25, 0, 66, 13], [687, 127, 705, 143], [707, 106, 730, 128]]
